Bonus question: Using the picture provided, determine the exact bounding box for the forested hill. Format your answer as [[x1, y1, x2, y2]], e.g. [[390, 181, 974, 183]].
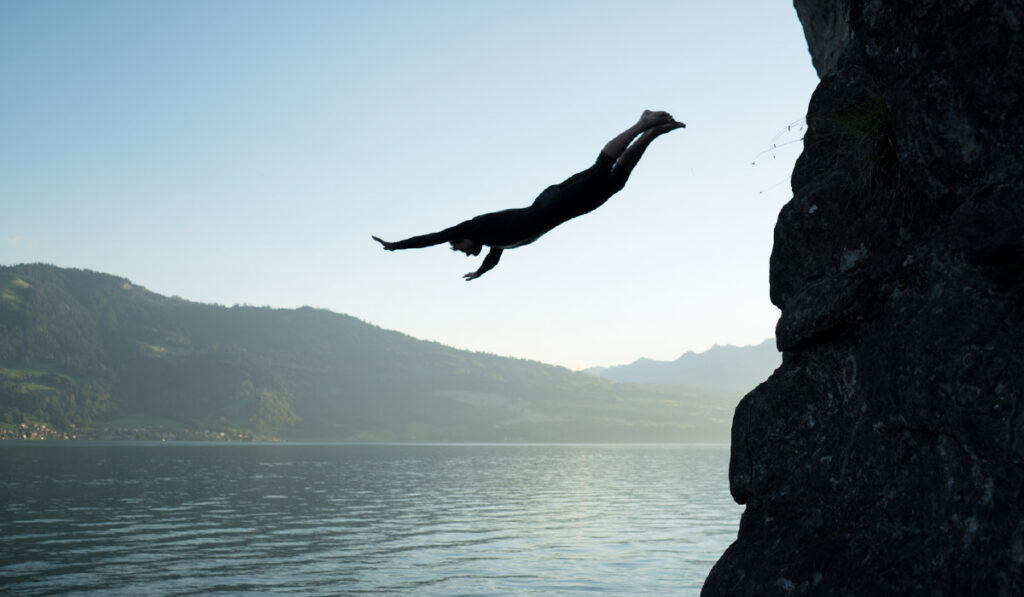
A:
[[0, 263, 733, 442]]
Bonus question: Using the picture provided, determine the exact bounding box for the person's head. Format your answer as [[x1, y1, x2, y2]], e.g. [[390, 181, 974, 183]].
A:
[[450, 238, 482, 256]]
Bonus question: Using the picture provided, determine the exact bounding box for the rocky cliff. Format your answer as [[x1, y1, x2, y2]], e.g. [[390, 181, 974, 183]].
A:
[[703, 2, 1024, 595]]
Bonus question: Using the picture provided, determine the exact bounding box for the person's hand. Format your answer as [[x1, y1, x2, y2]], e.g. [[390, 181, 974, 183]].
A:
[[372, 236, 396, 251], [463, 271, 481, 281]]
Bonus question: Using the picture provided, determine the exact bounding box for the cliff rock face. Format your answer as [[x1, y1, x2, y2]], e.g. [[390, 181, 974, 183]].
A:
[[703, 1, 1024, 595]]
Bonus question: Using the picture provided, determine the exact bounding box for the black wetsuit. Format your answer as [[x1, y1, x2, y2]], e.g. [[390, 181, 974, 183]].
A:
[[390, 152, 630, 276]]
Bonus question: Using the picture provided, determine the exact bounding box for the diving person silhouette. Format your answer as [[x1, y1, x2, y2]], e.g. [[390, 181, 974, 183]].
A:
[[372, 110, 685, 280]]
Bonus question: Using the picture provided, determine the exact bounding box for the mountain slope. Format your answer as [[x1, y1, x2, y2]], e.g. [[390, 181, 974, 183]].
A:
[[0, 264, 732, 442], [585, 339, 780, 393]]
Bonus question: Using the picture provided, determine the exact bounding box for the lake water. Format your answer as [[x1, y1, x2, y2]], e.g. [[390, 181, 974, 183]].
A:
[[0, 443, 739, 596]]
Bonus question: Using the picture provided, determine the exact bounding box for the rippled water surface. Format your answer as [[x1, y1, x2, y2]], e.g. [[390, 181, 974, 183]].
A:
[[0, 443, 739, 595]]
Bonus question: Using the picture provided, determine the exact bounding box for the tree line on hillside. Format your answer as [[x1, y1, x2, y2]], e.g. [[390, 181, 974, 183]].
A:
[[0, 264, 735, 442]]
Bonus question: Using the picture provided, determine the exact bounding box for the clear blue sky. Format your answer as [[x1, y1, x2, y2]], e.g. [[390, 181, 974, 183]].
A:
[[1, 0, 818, 370]]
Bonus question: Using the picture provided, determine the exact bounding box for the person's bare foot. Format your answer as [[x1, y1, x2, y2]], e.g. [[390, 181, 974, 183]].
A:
[[640, 109, 674, 128], [643, 110, 684, 129], [650, 121, 686, 135]]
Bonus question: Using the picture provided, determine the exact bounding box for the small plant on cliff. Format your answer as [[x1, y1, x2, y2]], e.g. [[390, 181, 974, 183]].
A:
[[752, 118, 808, 165], [826, 93, 905, 190]]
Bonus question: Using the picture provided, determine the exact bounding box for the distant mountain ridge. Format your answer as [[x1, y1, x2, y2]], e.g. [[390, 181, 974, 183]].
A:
[[585, 339, 780, 392], [0, 263, 738, 442]]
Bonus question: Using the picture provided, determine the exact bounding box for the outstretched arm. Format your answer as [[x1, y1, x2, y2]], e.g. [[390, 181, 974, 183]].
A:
[[464, 247, 503, 281], [373, 232, 449, 250], [372, 221, 471, 251]]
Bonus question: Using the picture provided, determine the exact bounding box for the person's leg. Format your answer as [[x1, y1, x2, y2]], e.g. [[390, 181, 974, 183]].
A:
[[601, 110, 677, 159], [613, 121, 685, 175], [531, 111, 684, 218]]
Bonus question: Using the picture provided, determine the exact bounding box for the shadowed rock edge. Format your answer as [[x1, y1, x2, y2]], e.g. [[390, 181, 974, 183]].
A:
[[702, 1, 1024, 595]]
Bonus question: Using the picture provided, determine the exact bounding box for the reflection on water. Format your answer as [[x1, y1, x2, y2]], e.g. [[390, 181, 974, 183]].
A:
[[0, 443, 739, 596]]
